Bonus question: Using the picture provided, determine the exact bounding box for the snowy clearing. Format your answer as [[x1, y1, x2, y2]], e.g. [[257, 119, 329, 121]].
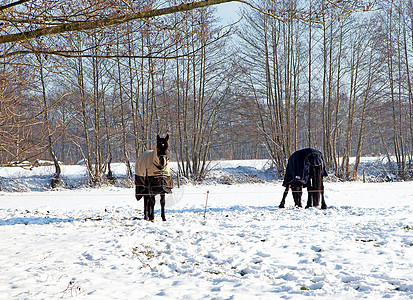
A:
[[1, 178, 413, 299]]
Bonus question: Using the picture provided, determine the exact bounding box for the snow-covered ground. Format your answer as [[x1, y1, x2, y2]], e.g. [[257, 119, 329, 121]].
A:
[[1, 160, 413, 299]]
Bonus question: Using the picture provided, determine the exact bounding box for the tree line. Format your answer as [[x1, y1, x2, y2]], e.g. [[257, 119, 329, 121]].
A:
[[237, 0, 413, 180], [0, 0, 411, 184]]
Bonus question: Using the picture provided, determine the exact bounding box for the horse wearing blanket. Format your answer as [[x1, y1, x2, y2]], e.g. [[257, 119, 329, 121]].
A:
[[279, 148, 328, 209], [135, 135, 173, 221]]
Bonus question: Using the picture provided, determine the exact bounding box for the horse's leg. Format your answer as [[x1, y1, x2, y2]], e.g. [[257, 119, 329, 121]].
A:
[[149, 195, 156, 221], [306, 186, 313, 208], [293, 185, 303, 208], [297, 185, 303, 207], [279, 185, 289, 208], [305, 180, 313, 209], [320, 191, 327, 209], [313, 192, 320, 207], [313, 166, 321, 207], [306, 167, 316, 208], [320, 180, 327, 209], [307, 184, 318, 208], [143, 195, 149, 220], [160, 194, 166, 221]]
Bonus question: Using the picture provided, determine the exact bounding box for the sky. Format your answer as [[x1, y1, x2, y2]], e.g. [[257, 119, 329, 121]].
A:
[[214, 1, 243, 25]]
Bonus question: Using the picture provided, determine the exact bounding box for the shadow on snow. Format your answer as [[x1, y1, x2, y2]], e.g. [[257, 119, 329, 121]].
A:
[[0, 217, 74, 226]]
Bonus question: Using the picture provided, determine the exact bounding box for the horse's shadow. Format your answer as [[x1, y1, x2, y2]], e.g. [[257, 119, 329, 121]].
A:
[[158, 205, 279, 215], [0, 217, 73, 226]]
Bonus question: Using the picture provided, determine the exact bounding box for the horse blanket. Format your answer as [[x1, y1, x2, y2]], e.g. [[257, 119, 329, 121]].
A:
[[135, 150, 173, 200], [282, 148, 328, 187]]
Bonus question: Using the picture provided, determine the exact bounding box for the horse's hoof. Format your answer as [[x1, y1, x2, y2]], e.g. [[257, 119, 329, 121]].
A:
[[321, 206, 327, 210], [279, 205, 285, 209]]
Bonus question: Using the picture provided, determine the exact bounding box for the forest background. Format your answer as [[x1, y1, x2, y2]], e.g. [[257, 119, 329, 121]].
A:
[[0, 0, 412, 185]]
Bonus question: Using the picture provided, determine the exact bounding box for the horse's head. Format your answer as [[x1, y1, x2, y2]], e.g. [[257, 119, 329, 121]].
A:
[[156, 134, 169, 168]]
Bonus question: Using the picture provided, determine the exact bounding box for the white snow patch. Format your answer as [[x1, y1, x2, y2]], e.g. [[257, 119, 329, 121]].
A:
[[1, 170, 413, 299]]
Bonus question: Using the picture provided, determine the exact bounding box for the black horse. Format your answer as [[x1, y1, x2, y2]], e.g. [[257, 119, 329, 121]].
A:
[[279, 148, 328, 209], [135, 135, 173, 221]]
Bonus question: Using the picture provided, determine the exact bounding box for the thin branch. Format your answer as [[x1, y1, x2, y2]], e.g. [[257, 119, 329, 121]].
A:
[[1, 27, 232, 61], [0, 0, 239, 45], [0, 0, 30, 12]]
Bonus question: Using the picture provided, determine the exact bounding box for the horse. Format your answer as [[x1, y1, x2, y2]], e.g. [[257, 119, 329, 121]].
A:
[[278, 148, 328, 209], [135, 135, 173, 221]]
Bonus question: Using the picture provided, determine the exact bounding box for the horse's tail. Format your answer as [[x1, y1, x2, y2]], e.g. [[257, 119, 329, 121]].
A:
[[310, 165, 323, 207]]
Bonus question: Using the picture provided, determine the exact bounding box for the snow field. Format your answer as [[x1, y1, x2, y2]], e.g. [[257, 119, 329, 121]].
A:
[[0, 181, 412, 299]]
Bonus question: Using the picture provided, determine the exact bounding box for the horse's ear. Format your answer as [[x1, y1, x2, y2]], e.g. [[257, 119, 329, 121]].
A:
[[157, 134, 160, 142], [165, 134, 169, 141]]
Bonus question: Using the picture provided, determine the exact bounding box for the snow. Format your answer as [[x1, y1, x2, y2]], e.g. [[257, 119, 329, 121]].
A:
[[1, 161, 413, 299]]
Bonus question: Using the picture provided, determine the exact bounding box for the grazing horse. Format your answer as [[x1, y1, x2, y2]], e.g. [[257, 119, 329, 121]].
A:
[[135, 135, 173, 221], [279, 148, 328, 209]]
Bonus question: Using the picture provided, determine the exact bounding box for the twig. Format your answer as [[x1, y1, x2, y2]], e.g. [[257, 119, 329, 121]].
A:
[[203, 190, 209, 220], [131, 249, 153, 271], [61, 280, 84, 297]]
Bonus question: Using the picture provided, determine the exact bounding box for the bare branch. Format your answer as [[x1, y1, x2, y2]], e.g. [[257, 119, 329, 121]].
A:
[[0, 0, 239, 45], [0, 0, 30, 12]]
